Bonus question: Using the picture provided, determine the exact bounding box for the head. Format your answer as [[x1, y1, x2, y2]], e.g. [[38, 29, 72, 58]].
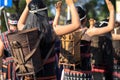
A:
[[8, 13, 19, 31], [66, 6, 87, 26], [25, 0, 49, 31], [76, 6, 87, 26], [28, 0, 48, 18], [25, 0, 55, 48]]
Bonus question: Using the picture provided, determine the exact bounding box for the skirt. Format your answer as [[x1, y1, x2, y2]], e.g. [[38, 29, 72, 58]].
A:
[[61, 69, 93, 80]]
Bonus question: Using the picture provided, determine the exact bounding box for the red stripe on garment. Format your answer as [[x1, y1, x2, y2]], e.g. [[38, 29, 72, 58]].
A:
[[64, 69, 92, 74], [81, 53, 91, 57], [92, 68, 105, 73], [92, 65, 105, 73], [113, 72, 120, 78], [45, 56, 55, 64], [8, 63, 11, 80]]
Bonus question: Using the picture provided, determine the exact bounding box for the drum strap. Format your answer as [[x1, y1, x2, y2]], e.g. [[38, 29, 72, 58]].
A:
[[12, 32, 55, 74], [13, 33, 44, 72], [36, 41, 55, 73], [25, 33, 43, 62]]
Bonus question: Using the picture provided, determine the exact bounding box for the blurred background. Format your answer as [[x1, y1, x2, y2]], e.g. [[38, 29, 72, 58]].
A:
[[0, 0, 118, 32]]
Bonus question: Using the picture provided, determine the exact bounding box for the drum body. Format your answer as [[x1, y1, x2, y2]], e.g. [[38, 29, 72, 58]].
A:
[[59, 31, 81, 64], [7, 28, 42, 76]]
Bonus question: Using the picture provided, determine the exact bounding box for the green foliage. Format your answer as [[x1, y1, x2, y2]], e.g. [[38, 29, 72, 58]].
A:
[[1, 12, 7, 32], [84, 0, 115, 21], [0, 0, 116, 32]]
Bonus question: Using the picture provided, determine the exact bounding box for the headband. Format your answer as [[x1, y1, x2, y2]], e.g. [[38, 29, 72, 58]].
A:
[[29, 7, 48, 14], [80, 15, 86, 21], [8, 19, 18, 25], [99, 21, 108, 27]]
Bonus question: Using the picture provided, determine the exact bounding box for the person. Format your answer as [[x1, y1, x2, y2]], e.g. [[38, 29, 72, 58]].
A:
[[77, 1, 118, 80], [17, 0, 80, 79], [55, 0, 115, 79], [0, 13, 19, 56], [0, 13, 19, 80], [110, 19, 120, 79]]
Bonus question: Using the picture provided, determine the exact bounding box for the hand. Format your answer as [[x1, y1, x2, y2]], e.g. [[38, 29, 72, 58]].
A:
[[65, 0, 74, 6], [105, 0, 114, 12], [55, 1, 62, 15], [26, 0, 31, 5]]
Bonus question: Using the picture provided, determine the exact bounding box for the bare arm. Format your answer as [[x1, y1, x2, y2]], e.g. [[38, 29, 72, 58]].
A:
[[88, 0, 115, 37], [53, 0, 80, 36], [53, 1, 62, 27], [0, 39, 4, 57], [112, 34, 120, 40], [17, 0, 31, 30]]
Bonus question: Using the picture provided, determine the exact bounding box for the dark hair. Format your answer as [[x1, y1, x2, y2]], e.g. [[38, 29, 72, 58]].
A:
[[8, 13, 19, 26], [66, 6, 86, 24], [9, 13, 19, 20], [28, 0, 46, 11], [25, 0, 49, 30], [24, 0, 56, 58], [94, 19, 109, 28], [76, 6, 86, 21]]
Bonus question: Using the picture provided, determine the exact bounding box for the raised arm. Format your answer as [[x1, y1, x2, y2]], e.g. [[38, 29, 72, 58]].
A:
[[88, 0, 115, 36], [17, 0, 31, 30], [53, 0, 80, 36], [53, 1, 62, 27], [0, 39, 4, 57]]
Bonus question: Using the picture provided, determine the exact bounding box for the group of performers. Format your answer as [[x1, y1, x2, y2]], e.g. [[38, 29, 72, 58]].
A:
[[0, 0, 120, 80]]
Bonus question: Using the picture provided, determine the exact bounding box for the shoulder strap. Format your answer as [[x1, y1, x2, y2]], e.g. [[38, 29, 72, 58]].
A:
[[35, 42, 55, 73]]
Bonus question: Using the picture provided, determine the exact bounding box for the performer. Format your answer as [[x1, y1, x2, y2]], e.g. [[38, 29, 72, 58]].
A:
[[17, 0, 80, 79], [0, 13, 18, 56], [57, 0, 115, 79], [76, 2, 115, 80], [0, 13, 19, 80]]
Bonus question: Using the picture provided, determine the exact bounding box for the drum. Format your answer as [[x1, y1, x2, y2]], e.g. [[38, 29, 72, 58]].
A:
[[7, 28, 42, 76], [60, 31, 81, 64]]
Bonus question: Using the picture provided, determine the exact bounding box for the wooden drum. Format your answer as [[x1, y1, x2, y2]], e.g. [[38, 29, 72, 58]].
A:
[[7, 28, 42, 76], [59, 31, 82, 67]]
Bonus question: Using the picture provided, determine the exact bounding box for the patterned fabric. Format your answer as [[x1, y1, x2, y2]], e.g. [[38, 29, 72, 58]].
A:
[[0, 31, 11, 53], [1, 57, 17, 80], [92, 36, 114, 80], [61, 69, 92, 80], [0, 30, 18, 80], [80, 40, 91, 71]]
